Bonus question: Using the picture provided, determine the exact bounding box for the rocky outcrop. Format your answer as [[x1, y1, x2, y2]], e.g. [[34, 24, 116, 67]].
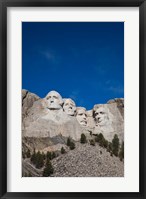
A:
[[22, 90, 124, 177], [22, 159, 42, 177], [22, 142, 124, 177], [107, 98, 124, 118], [22, 89, 40, 121], [51, 143, 124, 177], [22, 89, 124, 149]]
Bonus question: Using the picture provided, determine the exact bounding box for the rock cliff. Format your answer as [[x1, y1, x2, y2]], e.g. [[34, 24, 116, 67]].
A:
[[22, 89, 124, 151], [22, 89, 124, 177]]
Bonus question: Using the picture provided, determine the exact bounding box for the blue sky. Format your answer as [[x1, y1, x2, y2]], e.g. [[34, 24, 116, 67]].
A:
[[22, 22, 124, 110]]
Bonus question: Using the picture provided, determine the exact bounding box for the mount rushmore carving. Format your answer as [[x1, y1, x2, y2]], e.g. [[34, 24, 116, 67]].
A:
[[22, 90, 124, 142]]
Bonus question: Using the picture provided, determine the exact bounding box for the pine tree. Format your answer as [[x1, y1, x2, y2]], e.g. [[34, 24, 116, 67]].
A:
[[119, 141, 124, 161], [89, 139, 95, 146], [70, 142, 75, 150], [61, 147, 66, 154], [112, 134, 120, 157], [35, 151, 44, 169], [43, 159, 54, 177], [46, 151, 52, 160], [42, 152, 46, 160], [95, 134, 99, 142], [26, 149, 31, 158], [80, 133, 87, 144], [98, 133, 105, 147], [103, 139, 108, 149], [52, 152, 56, 159], [107, 142, 113, 152], [31, 148, 36, 164], [67, 137, 71, 146]]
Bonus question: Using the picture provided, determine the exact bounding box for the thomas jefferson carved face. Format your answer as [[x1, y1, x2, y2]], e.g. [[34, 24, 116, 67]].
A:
[[63, 98, 76, 116], [45, 91, 63, 110], [76, 107, 87, 127], [93, 105, 109, 126]]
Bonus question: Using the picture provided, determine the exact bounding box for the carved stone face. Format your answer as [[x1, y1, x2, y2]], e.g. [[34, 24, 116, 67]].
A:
[[93, 106, 108, 126], [63, 98, 76, 116], [76, 107, 87, 127], [45, 91, 63, 110]]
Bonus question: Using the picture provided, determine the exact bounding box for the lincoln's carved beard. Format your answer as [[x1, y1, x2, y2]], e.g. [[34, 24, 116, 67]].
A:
[[63, 99, 76, 116], [76, 108, 87, 127], [94, 107, 109, 126], [45, 91, 63, 110]]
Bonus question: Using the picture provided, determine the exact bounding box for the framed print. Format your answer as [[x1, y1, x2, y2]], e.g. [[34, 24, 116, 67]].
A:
[[0, 0, 146, 198]]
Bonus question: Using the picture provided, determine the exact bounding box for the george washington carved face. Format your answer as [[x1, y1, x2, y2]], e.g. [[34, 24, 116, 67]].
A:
[[45, 91, 63, 110], [93, 105, 109, 126], [76, 107, 87, 127], [63, 98, 76, 116]]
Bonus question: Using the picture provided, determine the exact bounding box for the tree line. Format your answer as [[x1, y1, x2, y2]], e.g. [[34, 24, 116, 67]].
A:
[[22, 132, 124, 177], [79, 132, 124, 161]]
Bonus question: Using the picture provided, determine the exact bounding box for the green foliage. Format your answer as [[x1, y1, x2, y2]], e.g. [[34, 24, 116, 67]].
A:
[[67, 137, 71, 146], [43, 159, 54, 177], [112, 134, 120, 157], [89, 139, 95, 146], [95, 133, 108, 148], [95, 133, 104, 146], [46, 151, 56, 160], [61, 147, 66, 154], [80, 133, 87, 144], [66, 137, 75, 150], [95, 133, 99, 142], [52, 152, 56, 159], [103, 139, 108, 148], [35, 151, 44, 169], [46, 151, 52, 160], [26, 149, 31, 158], [31, 148, 36, 164], [42, 152, 46, 160], [107, 142, 113, 152], [31, 150, 44, 169], [119, 141, 124, 161], [69, 142, 75, 150]]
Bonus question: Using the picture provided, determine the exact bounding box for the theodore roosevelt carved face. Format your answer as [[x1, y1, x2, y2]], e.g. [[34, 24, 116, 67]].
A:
[[93, 105, 109, 126], [45, 91, 63, 110], [76, 107, 87, 127], [63, 98, 76, 116]]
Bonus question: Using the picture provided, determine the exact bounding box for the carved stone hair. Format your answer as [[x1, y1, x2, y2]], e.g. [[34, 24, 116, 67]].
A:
[[45, 90, 63, 106], [63, 98, 76, 106]]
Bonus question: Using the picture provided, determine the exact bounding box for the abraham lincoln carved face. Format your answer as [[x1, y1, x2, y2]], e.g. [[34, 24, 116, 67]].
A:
[[93, 105, 109, 126]]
